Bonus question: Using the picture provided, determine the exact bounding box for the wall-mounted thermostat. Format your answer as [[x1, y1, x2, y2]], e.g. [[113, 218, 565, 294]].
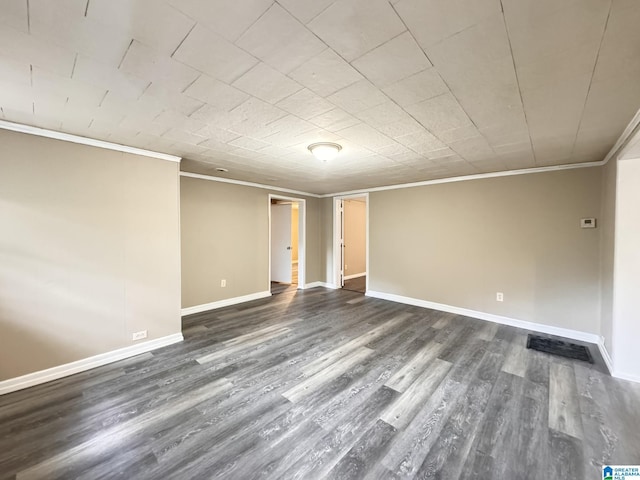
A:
[[581, 218, 597, 228]]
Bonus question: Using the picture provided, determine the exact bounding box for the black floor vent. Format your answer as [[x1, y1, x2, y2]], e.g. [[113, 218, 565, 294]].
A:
[[526, 334, 594, 363]]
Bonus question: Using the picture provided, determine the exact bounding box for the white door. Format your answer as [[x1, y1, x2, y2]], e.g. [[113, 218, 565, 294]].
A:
[[271, 204, 292, 283]]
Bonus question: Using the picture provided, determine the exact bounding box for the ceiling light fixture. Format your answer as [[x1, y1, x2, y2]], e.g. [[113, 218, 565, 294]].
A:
[[308, 142, 342, 162]]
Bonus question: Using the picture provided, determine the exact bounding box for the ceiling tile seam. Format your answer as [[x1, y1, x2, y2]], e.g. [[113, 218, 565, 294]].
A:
[[388, 6, 523, 168], [357, 18, 496, 169], [347, 29, 412, 64], [231, 1, 276, 44], [170, 23, 197, 59], [418, 63, 501, 169], [137, 81, 152, 101], [301, 37, 459, 169], [116, 39, 134, 70], [499, 0, 537, 166], [179, 73, 202, 96], [387, 2, 434, 65], [168, 24, 261, 87], [274, 0, 335, 26], [569, 0, 613, 160], [204, 87, 354, 154], [98, 90, 109, 107], [231, 63, 306, 102], [70, 54, 78, 78]]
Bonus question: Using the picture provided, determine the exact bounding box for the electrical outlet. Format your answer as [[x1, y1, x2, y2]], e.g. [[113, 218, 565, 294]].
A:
[[345, 264, 348, 270], [221, 279, 226, 287], [496, 292, 504, 302], [132, 330, 147, 341]]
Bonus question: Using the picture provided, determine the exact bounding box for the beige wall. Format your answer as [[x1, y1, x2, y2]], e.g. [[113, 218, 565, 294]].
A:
[[344, 199, 366, 276], [599, 159, 617, 351], [0, 129, 181, 381], [291, 205, 299, 263], [180, 176, 321, 308], [368, 168, 603, 335]]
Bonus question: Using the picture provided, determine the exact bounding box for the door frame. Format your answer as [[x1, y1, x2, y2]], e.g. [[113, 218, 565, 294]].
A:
[[333, 193, 369, 292], [268, 194, 306, 290]]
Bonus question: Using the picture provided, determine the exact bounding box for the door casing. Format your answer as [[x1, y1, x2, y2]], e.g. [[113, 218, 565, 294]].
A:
[[268, 194, 306, 290], [333, 193, 369, 291]]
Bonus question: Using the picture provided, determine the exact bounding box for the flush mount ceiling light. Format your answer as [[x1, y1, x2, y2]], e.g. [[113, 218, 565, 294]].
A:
[[308, 142, 342, 162]]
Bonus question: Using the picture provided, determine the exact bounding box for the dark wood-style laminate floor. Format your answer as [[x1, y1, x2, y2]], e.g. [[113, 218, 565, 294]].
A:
[[343, 276, 366, 294], [1, 287, 640, 479]]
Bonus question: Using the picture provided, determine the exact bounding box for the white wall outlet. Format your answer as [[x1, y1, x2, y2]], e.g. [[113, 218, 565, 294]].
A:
[[132, 330, 147, 341], [345, 264, 348, 271], [221, 279, 226, 287], [496, 292, 504, 302]]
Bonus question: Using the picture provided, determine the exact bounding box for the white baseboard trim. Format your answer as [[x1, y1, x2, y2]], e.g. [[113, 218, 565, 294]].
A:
[[344, 273, 366, 280], [305, 281, 339, 289], [0, 333, 183, 396], [611, 370, 640, 384], [598, 341, 614, 375], [181, 291, 272, 316], [366, 290, 601, 344]]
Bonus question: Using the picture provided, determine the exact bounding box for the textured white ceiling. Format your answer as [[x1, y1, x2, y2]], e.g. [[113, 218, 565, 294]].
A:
[[1, 0, 639, 194]]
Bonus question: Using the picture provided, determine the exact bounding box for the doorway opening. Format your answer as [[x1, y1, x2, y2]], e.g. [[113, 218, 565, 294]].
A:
[[334, 194, 368, 294], [269, 195, 305, 295]]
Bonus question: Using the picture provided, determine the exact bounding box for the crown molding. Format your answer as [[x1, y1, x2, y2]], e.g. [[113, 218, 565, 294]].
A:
[[179, 171, 321, 198], [6, 103, 640, 196], [605, 108, 640, 162], [319, 160, 605, 198], [0, 120, 181, 163], [181, 160, 608, 200]]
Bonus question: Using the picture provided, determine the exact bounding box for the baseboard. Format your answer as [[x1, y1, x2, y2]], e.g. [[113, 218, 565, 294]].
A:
[[598, 341, 614, 375], [305, 281, 339, 289], [0, 333, 184, 396], [344, 272, 366, 280], [612, 370, 640, 383], [597, 340, 640, 383], [366, 290, 601, 344], [181, 291, 272, 316]]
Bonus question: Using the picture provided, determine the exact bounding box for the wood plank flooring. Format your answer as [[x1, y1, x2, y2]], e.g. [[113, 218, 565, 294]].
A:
[[343, 276, 366, 293], [1, 287, 639, 479]]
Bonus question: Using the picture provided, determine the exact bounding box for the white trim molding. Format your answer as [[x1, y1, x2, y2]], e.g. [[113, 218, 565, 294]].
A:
[[612, 370, 640, 384], [0, 333, 184, 396], [366, 290, 602, 344], [268, 194, 307, 292], [344, 272, 366, 280], [323, 161, 605, 198], [305, 281, 339, 289], [180, 171, 321, 198], [0, 120, 181, 163], [598, 341, 614, 375], [181, 291, 271, 316]]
